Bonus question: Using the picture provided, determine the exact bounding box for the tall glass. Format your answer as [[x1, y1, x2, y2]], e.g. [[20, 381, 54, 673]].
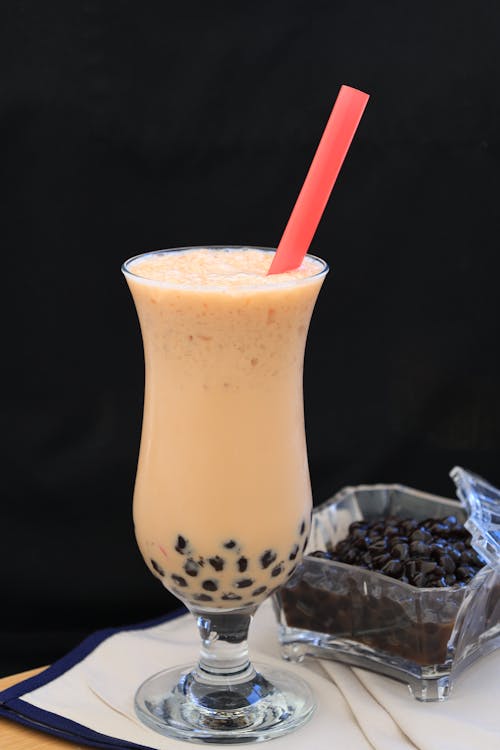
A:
[[123, 246, 328, 743]]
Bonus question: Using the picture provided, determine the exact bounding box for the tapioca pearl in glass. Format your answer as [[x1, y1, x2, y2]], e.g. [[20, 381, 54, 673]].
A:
[[235, 578, 254, 589], [209, 555, 225, 571], [260, 550, 277, 569], [252, 585, 267, 597], [151, 559, 165, 577], [184, 559, 200, 577], [237, 556, 248, 572], [171, 574, 188, 587], [193, 593, 213, 602], [202, 579, 219, 591], [175, 535, 188, 554], [221, 592, 242, 601]]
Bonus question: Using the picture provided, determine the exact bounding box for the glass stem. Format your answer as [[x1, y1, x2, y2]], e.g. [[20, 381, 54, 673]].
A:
[[192, 606, 258, 685]]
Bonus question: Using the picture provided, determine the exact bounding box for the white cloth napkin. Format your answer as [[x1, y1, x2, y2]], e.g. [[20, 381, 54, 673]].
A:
[[320, 656, 500, 750], [7, 601, 500, 749]]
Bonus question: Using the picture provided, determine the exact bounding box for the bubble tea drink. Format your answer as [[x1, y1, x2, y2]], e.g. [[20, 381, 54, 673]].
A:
[[123, 246, 328, 743]]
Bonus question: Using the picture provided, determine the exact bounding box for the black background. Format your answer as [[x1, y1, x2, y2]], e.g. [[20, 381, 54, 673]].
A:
[[2, 1, 499, 675]]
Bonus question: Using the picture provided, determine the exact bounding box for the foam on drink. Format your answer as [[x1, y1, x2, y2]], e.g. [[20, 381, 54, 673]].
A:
[[128, 247, 323, 288]]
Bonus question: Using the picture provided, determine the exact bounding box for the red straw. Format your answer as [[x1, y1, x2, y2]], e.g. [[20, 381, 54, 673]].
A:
[[268, 85, 369, 274]]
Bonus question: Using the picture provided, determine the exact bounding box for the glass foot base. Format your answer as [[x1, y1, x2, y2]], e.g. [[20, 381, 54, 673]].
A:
[[135, 661, 315, 744]]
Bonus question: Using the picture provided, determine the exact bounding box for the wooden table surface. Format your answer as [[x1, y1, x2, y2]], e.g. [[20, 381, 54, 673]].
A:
[[0, 668, 86, 749]]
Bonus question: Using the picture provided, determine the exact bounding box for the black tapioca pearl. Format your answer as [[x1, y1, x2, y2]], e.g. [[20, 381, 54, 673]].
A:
[[289, 544, 299, 561], [193, 593, 213, 602], [151, 559, 165, 577], [411, 572, 428, 587], [353, 536, 368, 550], [460, 549, 474, 565], [237, 556, 248, 572], [202, 579, 218, 591], [349, 521, 368, 532], [419, 560, 438, 576], [252, 586, 267, 596], [402, 519, 418, 535], [382, 559, 403, 578], [271, 564, 283, 577], [369, 539, 388, 553], [430, 522, 447, 536], [409, 540, 430, 557], [302, 538, 308, 551], [344, 548, 358, 564], [389, 535, 408, 547], [223, 540, 237, 549], [385, 524, 400, 538], [360, 551, 373, 568], [439, 554, 456, 574], [209, 556, 225, 571], [222, 592, 242, 601], [409, 528, 432, 543], [391, 542, 409, 561], [373, 553, 392, 568], [171, 574, 188, 587], [299, 520, 306, 535], [260, 550, 277, 569], [175, 536, 187, 554], [448, 547, 462, 564], [350, 540, 372, 555], [184, 558, 200, 577], [235, 578, 253, 588], [456, 565, 475, 582], [197, 557, 205, 567]]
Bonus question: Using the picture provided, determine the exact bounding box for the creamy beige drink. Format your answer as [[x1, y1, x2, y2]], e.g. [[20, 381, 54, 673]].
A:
[[124, 247, 327, 609]]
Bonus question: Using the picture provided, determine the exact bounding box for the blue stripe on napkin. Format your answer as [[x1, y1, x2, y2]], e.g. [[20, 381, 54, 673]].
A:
[[0, 608, 187, 750]]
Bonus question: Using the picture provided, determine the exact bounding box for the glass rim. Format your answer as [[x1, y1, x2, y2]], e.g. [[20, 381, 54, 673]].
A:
[[121, 246, 329, 291]]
